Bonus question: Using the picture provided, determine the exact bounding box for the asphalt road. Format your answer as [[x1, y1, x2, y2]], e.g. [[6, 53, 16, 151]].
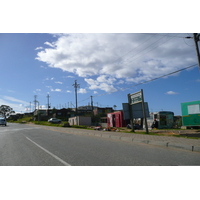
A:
[[0, 123, 200, 166]]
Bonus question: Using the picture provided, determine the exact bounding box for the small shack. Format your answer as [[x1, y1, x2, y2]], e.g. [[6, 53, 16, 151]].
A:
[[181, 100, 200, 128], [107, 111, 127, 128], [153, 111, 174, 129], [68, 116, 91, 126]]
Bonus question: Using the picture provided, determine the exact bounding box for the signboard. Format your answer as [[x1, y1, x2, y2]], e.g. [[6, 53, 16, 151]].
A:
[[127, 89, 149, 133], [129, 91, 142, 105], [122, 102, 150, 119]]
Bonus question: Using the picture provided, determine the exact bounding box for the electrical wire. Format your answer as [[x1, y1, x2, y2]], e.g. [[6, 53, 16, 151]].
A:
[[143, 33, 189, 39], [121, 34, 179, 66], [78, 63, 197, 103]]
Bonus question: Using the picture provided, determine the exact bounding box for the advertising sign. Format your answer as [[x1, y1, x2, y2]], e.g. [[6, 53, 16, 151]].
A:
[[129, 91, 142, 105]]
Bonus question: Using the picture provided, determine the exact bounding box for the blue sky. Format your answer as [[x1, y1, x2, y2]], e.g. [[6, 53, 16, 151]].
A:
[[0, 33, 199, 115]]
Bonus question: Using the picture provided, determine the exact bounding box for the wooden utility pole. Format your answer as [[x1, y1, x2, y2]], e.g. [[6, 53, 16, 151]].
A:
[[193, 33, 200, 69], [72, 80, 80, 122], [47, 93, 50, 116], [141, 89, 149, 134]]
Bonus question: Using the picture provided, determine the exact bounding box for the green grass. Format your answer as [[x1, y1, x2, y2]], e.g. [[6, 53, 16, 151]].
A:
[[126, 131, 163, 136], [8, 116, 33, 123], [71, 125, 88, 129]]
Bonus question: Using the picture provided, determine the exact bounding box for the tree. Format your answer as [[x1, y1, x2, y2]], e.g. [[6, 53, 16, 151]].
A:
[[0, 105, 15, 118]]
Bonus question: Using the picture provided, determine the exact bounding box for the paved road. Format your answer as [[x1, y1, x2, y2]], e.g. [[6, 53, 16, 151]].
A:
[[0, 123, 200, 166]]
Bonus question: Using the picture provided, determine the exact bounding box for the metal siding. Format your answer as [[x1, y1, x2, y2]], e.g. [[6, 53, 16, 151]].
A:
[[181, 101, 200, 126]]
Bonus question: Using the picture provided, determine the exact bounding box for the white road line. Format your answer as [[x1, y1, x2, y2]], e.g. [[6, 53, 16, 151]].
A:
[[26, 137, 71, 166]]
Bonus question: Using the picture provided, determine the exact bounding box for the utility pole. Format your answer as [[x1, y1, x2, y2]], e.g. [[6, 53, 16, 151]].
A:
[[90, 96, 94, 112], [193, 33, 200, 69], [72, 80, 80, 123], [34, 95, 37, 111], [47, 93, 50, 116]]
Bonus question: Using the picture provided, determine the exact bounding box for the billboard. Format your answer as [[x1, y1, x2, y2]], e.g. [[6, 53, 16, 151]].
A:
[[122, 102, 150, 119]]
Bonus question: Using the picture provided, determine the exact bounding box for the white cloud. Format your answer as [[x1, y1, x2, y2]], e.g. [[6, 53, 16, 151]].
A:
[[0, 96, 29, 113], [44, 41, 55, 48], [85, 78, 117, 93], [165, 91, 179, 95], [35, 47, 43, 50], [51, 88, 62, 92], [40, 65, 47, 69], [66, 90, 72, 93], [36, 33, 196, 93], [3, 96, 29, 105], [55, 81, 63, 84], [78, 88, 87, 94]]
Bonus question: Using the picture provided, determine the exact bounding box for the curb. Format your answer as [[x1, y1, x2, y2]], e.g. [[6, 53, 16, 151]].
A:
[[93, 132, 200, 153]]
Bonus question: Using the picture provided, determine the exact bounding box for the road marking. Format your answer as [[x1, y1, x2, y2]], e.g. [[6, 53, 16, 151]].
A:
[[26, 137, 71, 166]]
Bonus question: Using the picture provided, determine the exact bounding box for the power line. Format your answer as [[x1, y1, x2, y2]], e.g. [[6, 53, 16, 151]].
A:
[[121, 34, 180, 66], [143, 33, 189, 39], [120, 34, 170, 65], [107, 34, 155, 66], [78, 63, 197, 103]]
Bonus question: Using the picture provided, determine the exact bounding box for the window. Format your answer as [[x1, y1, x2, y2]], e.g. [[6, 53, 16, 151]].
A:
[[188, 104, 200, 114]]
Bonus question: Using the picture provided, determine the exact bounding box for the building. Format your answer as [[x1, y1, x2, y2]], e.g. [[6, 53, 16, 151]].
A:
[[53, 108, 75, 120], [147, 111, 174, 129], [107, 111, 127, 128], [93, 107, 113, 116], [68, 116, 91, 126], [181, 100, 200, 128]]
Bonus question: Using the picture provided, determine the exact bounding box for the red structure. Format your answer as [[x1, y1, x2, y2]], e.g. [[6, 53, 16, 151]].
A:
[[107, 111, 127, 127]]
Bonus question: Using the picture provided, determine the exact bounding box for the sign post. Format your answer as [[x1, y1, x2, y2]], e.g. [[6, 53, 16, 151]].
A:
[[128, 90, 149, 134], [127, 94, 135, 132], [141, 89, 149, 134]]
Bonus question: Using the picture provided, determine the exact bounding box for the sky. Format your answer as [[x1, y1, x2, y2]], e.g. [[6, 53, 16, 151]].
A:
[[0, 33, 199, 115], [1, 1, 199, 197]]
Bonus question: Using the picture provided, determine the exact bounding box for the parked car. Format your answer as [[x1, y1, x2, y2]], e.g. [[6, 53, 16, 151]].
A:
[[0, 118, 7, 126], [48, 118, 61, 123]]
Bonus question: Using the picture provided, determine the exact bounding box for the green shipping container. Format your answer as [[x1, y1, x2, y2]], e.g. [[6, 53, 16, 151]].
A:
[[181, 100, 200, 127]]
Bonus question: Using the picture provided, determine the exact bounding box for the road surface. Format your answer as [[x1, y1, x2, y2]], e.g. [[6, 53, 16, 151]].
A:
[[0, 123, 200, 166]]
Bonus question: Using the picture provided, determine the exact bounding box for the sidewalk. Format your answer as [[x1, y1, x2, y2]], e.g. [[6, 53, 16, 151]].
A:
[[30, 124, 200, 153]]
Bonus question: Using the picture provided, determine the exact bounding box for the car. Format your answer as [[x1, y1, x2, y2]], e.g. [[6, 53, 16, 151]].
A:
[[0, 118, 7, 126], [48, 118, 62, 123]]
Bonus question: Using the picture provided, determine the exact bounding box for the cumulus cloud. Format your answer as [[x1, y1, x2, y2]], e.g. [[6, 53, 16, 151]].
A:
[[36, 33, 196, 93], [165, 91, 179, 95], [78, 88, 87, 94], [35, 47, 43, 50], [85, 78, 117, 93], [51, 88, 62, 92]]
